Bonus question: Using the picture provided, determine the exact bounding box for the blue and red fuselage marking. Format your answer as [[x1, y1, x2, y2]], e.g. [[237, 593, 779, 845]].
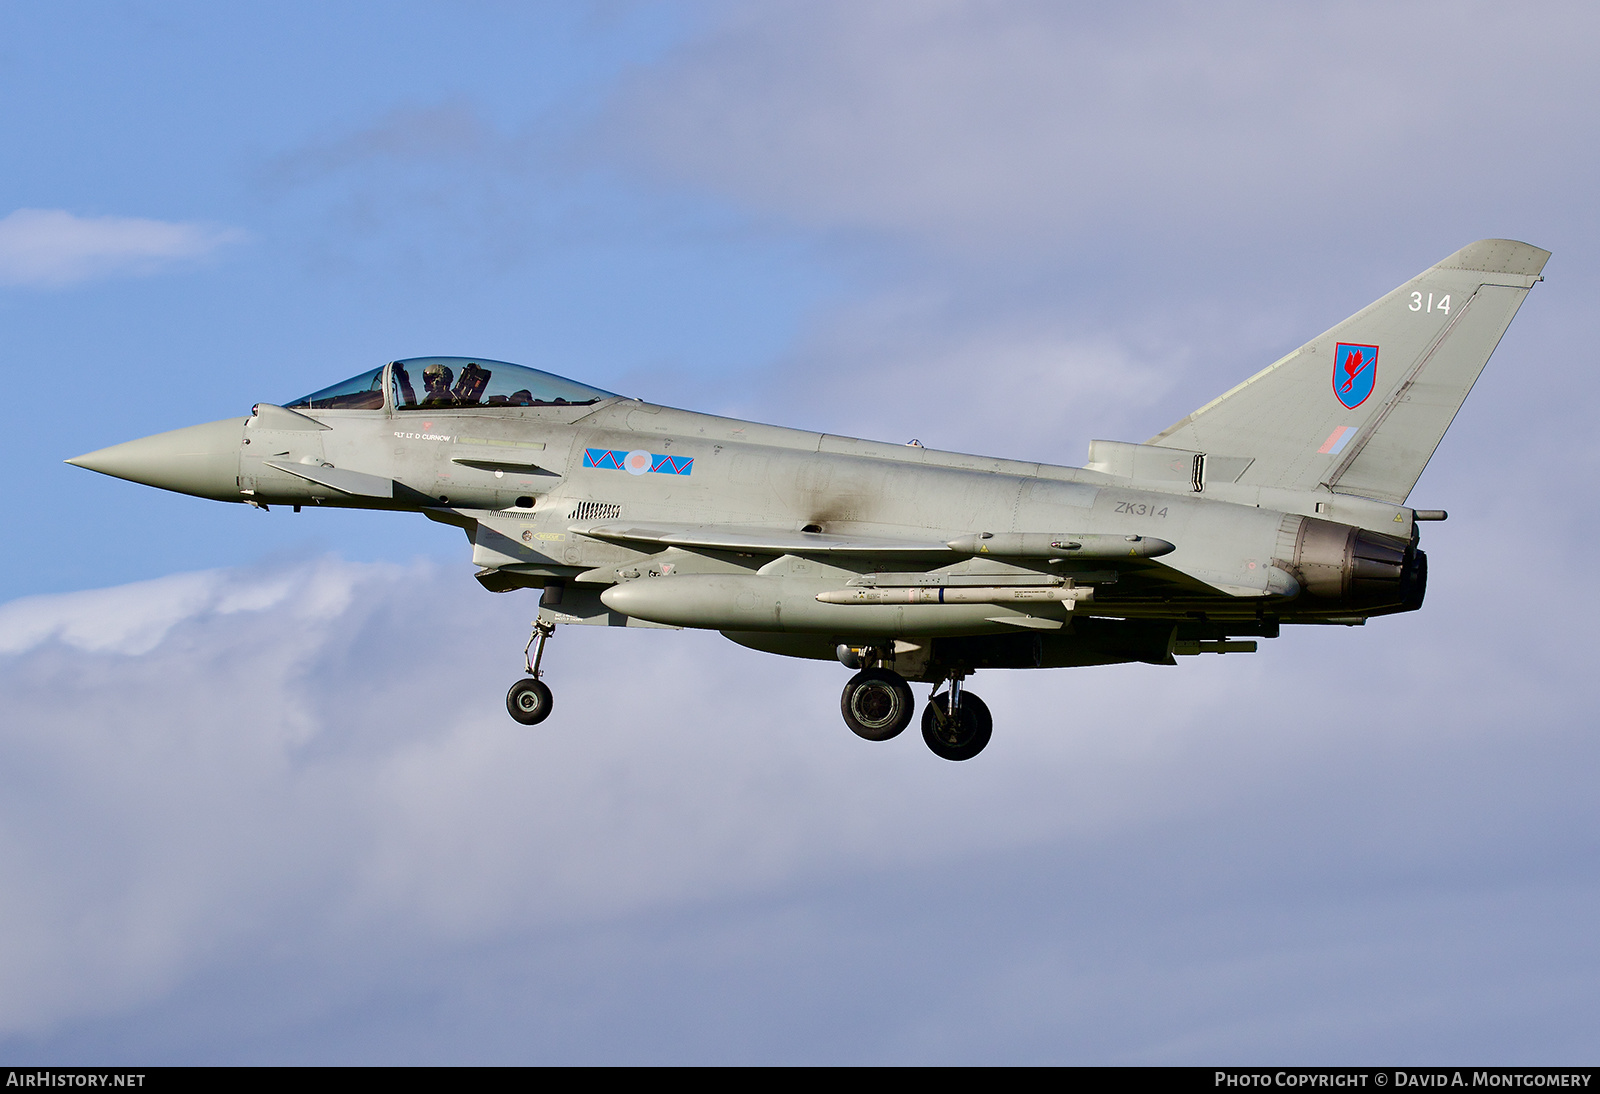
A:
[[583, 448, 694, 476]]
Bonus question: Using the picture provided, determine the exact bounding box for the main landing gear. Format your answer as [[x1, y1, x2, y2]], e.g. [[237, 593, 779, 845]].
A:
[[837, 652, 992, 761], [507, 619, 555, 725], [921, 676, 992, 762], [841, 668, 915, 740]]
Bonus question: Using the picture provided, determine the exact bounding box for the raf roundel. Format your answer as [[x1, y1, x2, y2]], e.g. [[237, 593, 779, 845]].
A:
[[623, 450, 652, 476]]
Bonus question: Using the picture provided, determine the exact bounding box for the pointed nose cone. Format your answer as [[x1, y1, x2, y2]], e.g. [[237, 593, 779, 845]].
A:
[[67, 417, 247, 501]]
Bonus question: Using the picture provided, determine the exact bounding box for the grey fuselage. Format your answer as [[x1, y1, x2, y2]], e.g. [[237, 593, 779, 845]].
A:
[[72, 240, 1553, 683], [90, 381, 1424, 677]]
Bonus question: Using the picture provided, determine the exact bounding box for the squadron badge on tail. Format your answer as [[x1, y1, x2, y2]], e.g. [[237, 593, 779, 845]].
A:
[[1334, 342, 1379, 409]]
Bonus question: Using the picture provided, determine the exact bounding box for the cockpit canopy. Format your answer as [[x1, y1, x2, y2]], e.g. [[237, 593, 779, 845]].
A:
[[391, 357, 616, 410], [286, 357, 616, 412]]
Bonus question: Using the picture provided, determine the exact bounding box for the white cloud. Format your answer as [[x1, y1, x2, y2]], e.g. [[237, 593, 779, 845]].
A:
[[0, 562, 365, 657], [740, 287, 1183, 461], [609, 1, 1600, 256], [0, 208, 247, 287], [586, 0, 1593, 478], [0, 555, 1597, 1059]]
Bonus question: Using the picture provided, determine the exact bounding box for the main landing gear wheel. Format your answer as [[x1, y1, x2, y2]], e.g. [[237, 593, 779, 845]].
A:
[[507, 678, 553, 725], [921, 691, 992, 761], [841, 668, 915, 741]]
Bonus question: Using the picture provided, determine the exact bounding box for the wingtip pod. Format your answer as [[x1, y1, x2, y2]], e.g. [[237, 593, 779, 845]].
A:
[[1434, 239, 1551, 278]]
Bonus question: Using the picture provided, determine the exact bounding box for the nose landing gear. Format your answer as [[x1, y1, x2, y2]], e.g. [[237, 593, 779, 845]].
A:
[[506, 619, 556, 725]]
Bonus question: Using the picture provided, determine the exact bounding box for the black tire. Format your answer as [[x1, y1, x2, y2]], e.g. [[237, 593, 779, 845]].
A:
[[507, 678, 554, 725], [840, 668, 915, 741], [920, 691, 993, 761]]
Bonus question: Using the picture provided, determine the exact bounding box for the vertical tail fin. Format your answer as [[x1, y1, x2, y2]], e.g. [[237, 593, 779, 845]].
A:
[[1149, 240, 1549, 503]]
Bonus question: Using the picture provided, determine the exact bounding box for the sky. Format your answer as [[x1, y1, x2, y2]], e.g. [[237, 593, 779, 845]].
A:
[[1, 0, 1597, 1064]]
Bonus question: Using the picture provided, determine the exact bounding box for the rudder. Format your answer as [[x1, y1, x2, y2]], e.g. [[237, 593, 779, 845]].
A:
[[1149, 239, 1549, 503]]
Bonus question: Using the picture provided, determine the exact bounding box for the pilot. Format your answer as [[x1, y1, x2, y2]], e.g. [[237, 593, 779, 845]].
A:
[[420, 363, 455, 406]]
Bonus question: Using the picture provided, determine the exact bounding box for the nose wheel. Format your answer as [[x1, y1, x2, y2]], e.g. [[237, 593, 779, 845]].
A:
[[507, 677, 553, 725], [507, 619, 556, 725]]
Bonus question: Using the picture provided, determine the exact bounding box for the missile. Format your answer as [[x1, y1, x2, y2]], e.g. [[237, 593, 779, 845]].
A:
[[815, 585, 1093, 606]]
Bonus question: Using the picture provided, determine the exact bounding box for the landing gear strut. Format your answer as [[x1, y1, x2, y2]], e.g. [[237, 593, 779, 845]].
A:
[[921, 673, 992, 761], [506, 619, 555, 725]]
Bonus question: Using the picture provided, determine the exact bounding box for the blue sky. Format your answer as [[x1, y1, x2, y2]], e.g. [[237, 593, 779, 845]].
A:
[[2, 1, 1598, 1063], [3, 1, 833, 594]]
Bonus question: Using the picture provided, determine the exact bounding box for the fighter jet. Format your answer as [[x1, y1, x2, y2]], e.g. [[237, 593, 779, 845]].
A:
[[68, 239, 1548, 760]]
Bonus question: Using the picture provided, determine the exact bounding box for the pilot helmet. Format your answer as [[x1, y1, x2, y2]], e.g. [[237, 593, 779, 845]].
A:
[[422, 363, 454, 387]]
